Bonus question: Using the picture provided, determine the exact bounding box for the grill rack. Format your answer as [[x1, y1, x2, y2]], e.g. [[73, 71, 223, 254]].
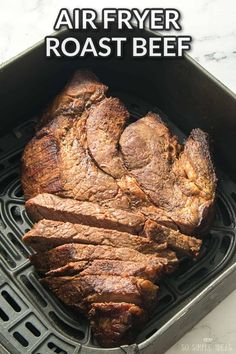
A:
[[0, 93, 235, 354]]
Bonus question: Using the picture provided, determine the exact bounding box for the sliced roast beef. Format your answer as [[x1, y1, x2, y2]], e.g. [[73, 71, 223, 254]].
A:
[[144, 220, 202, 258], [30, 243, 176, 274], [25, 194, 202, 258], [21, 70, 216, 348], [41, 275, 159, 312], [25, 193, 145, 234], [22, 70, 216, 235], [89, 302, 146, 347], [46, 259, 163, 282], [23, 219, 167, 253], [45, 261, 89, 277]]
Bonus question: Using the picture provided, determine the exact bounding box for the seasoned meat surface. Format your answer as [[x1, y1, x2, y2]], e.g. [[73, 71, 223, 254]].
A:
[[30, 243, 174, 273], [38, 70, 108, 129], [41, 275, 159, 312], [22, 71, 130, 209], [22, 71, 113, 200], [120, 113, 216, 234], [21, 69, 216, 347], [86, 97, 151, 207], [25, 193, 145, 234], [144, 219, 202, 258], [89, 302, 146, 347], [45, 259, 163, 282], [86, 97, 128, 178], [23, 219, 166, 254], [22, 70, 216, 234]]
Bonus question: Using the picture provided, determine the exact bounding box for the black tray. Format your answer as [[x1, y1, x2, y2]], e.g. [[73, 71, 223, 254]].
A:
[[0, 28, 236, 354]]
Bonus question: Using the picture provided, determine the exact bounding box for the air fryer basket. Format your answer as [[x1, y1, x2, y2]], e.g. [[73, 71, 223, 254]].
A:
[[0, 28, 236, 354]]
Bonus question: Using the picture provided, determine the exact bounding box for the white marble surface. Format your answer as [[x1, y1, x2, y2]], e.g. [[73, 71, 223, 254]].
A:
[[166, 290, 236, 354], [0, 1, 236, 353], [1, 0, 236, 93]]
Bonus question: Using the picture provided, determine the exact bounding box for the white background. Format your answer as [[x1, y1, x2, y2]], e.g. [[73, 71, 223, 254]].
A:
[[0, 1, 236, 353]]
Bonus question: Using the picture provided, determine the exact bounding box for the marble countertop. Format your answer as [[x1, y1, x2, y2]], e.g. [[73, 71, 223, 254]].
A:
[[0, 1, 236, 353]]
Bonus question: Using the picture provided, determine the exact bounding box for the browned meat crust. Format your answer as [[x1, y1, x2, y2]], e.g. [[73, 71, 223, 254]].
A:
[[41, 275, 159, 312], [21, 69, 216, 347], [25, 193, 145, 234], [38, 70, 108, 129], [22, 72, 130, 209], [86, 97, 129, 178], [45, 259, 163, 282], [89, 302, 146, 347], [30, 243, 175, 274], [144, 219, 202, 258], [23, 219, 167, 254], [22, 71, 216, 235], [120, 113, 217, 234]]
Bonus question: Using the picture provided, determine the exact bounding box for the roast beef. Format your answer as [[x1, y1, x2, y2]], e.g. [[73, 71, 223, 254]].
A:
[[120, 114, 217, 234], [38, 70, 108, 129], [22, 71, 130, 209], [45, 259, 163, 282], [86, 97, 151, 207], [144, 220, 202, 258], [25, 194, 202, 256], [21, 69, 216, 347], [31, 243, 177, 274], [25, 197, 201, 258], [22, 70, 216, 234], [25, 193, 145, 234], [89, 302, 146, 347], [86, 97, 128, 178], [23, 219, 167, 253], [41, 275, 159, 312]]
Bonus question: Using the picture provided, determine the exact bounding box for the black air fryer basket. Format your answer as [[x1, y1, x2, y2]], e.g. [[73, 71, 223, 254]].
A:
[[0, 28, 236, 354]]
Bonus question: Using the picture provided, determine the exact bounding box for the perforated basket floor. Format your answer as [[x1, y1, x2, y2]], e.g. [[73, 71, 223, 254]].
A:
[[0, 92, 236, 354]]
